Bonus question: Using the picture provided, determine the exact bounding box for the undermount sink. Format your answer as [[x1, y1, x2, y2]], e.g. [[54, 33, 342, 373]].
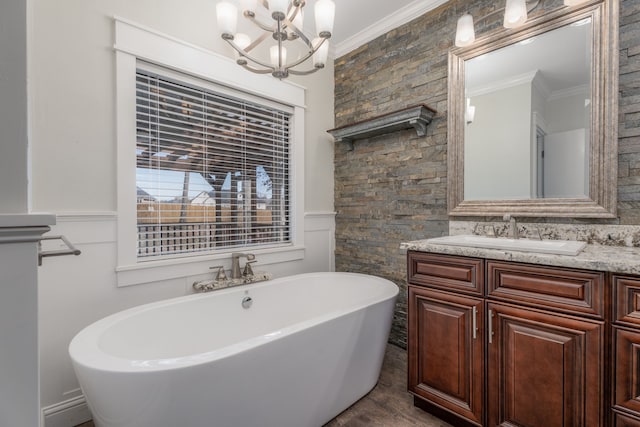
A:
[[427, 235, 587, 256]]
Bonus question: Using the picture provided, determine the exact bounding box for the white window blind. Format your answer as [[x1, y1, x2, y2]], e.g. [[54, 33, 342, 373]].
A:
[[135, 69, 291, 258]]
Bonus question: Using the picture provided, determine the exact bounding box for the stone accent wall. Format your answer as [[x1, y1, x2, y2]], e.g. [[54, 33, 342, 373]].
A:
[[619, 0, 640, 224], [334, 0, 640, 348]]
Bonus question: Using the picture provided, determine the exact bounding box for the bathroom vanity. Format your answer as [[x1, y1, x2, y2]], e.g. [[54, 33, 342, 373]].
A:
[[403, 240, 640, 427]]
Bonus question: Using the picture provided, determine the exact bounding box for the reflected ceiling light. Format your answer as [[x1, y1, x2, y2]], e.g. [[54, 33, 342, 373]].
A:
[[465, 98, 476, 125], [216, 0, 334, 79]]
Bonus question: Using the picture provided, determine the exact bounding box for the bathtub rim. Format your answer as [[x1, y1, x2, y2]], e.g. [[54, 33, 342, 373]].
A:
[[69, 272, 398, 373]]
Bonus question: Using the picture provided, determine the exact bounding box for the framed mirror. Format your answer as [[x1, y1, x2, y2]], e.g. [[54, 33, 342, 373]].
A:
[[447, 0, 618, 218]]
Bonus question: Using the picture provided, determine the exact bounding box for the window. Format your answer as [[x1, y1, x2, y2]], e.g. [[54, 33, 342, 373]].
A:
[[115, 18, 306, 286], [135, 69, 291, 259]]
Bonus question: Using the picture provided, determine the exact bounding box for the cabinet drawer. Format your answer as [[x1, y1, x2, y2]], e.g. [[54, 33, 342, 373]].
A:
[[487, 261, 604, 317], [614, 276, 640, 326], [407, 251, 483, 296]]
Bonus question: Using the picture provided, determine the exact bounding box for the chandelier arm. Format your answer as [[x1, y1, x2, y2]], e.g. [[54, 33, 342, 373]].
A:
[[286, 3, 301, 24], [287, 65, 323, 76], [244, 12, 277, 33], [282, 49, 316, 70], [284, 18, 312, 46], [241, 51, 279, 70], [238, 62, 274, 75], [244, 32, 271, 53], [224, 38, 275, 70], [282, 36, 328, 70]]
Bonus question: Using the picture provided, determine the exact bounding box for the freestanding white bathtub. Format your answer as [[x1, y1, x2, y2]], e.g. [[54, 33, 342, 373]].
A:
[[69, 272, 398, 427]]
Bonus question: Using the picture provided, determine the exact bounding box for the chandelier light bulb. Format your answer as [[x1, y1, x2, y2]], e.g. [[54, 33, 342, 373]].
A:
[[270, 45, 287, 68], [216, 1, 238, 35], [234, 33, 251, 51], [312, 38, 329, 67], [455, 14, 475, 47], [315, 0, 335, 37], [503, 0, 528, 29]]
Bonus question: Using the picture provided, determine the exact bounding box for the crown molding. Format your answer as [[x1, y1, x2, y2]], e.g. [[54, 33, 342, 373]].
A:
[[333, 0, 448, 58], [467, 70, 539, 98]]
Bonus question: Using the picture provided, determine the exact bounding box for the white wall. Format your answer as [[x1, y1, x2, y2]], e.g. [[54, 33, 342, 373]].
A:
[[464, 83, 532, 200], [28, 0, 335, 424], [0, 0, 29, 213], [546, 89, 590, 134], [543, 128, 588, 198]]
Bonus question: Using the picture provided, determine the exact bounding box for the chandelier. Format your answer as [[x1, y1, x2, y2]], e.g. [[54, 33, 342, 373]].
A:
[[216, 0, 335, 79]]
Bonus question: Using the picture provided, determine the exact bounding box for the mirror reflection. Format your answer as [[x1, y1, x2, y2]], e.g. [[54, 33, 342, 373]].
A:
[[463, 18, 592, 201]]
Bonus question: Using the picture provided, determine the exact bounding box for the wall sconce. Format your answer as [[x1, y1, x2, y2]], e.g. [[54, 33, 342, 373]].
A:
[[455, 0, 590, 47]]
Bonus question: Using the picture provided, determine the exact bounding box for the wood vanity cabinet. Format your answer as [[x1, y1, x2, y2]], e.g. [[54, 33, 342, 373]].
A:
[[612, 275, 640, 426], [407, 250, 606, 427], [407, 252, 484, 426]]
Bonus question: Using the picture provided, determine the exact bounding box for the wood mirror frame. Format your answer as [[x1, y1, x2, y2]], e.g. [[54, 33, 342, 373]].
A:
[[447, 0, 618, 218]]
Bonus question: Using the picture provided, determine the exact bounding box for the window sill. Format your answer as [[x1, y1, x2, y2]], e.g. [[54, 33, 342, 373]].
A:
[[116, 244, 305, 287]]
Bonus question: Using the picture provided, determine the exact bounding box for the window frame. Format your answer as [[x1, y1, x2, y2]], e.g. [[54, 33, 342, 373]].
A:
[[115, 17, 305, 287]]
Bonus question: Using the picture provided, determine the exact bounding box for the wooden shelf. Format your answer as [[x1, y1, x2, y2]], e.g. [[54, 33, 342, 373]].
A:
[[328, 104, 436, 150]]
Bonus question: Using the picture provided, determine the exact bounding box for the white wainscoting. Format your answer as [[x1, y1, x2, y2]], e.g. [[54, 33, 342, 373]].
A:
[[40, 211, 335, 427]]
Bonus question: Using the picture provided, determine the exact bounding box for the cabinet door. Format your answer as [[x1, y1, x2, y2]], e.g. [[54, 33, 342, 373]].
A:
[[613, 326, 640, 415], [408, 286, 484, 426], [487, 302, 604, 427], [614, 410, 640, 427]]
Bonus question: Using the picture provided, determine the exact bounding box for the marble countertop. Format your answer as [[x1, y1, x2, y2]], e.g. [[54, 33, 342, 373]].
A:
[[401, 239, 640, 275]]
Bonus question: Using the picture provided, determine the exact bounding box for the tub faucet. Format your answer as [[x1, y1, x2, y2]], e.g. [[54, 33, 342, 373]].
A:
[[231, 252, 256, 279], [503, 214, 519, 239]]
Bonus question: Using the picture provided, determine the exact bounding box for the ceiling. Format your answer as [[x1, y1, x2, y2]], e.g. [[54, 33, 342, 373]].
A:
[[466, 18, 591, 95], [301, 0, 448, 57]]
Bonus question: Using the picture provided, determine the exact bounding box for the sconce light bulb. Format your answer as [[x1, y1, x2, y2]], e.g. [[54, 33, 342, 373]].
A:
[[503, 0, 528, 29], [455, 14, 475, 47]]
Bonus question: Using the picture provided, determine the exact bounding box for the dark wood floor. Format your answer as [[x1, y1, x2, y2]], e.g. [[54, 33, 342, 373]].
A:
[[75, 344, 451, 427]]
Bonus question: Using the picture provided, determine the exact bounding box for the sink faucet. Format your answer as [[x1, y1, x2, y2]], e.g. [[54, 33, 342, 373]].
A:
[[503, 214, 519, 239], [231, 252, 256, 279]]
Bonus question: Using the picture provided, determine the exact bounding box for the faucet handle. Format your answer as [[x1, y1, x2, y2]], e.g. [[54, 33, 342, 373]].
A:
[[243, 260, 257, 277], [210, 265, 227, 281]]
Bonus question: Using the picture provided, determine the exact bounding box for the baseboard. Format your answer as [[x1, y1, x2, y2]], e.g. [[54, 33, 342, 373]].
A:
[[42, 395, 92, 427]]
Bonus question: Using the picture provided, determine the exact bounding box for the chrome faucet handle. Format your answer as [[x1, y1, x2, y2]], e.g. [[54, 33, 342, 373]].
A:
[[243, 260, 257, 277], [210, 265, 227, 281]]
